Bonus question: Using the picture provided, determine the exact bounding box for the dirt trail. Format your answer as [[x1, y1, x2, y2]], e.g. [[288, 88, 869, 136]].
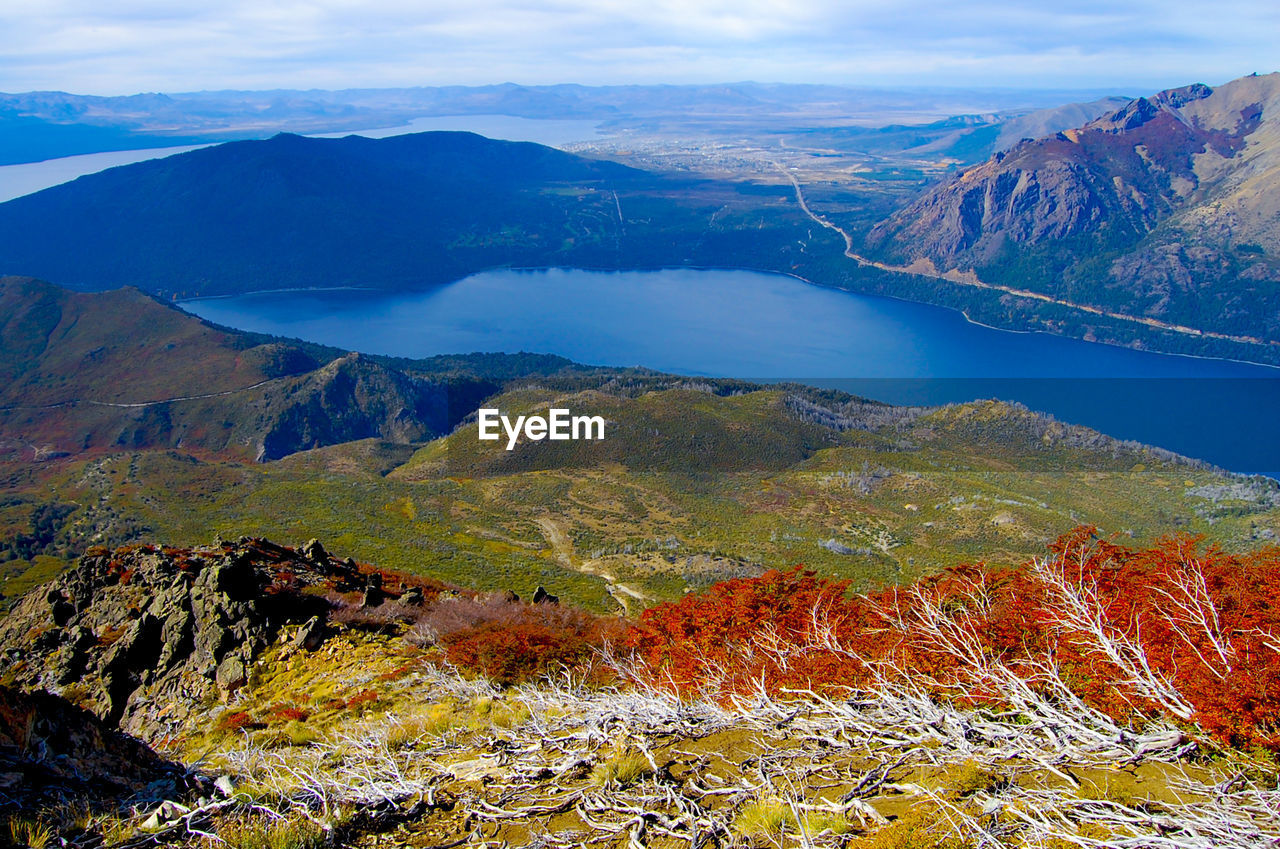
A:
[[0, 379, 276, 411], [533, 515, 647, 614]]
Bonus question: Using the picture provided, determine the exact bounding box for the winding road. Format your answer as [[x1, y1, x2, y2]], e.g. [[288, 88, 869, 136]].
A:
[[777, 166, 1277, 350]]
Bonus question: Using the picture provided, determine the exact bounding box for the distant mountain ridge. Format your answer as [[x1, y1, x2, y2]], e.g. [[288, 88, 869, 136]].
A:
[[0, 83, 1129, 164], [863, 73, 1280, 344], [0, 130, 821, 297]]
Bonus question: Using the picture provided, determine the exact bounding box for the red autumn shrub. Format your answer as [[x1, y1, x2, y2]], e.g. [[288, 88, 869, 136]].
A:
[[625, 566, 873, 694], [445, 621, 587, 684], [442, 601, 623, 685], [346, 689, 379, 709], [216, 710, 260, 732], [266, 704, 310, 723], [624, 528, 1280, 750]]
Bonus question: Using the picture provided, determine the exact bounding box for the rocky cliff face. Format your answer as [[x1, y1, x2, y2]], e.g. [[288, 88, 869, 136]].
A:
[[0, 685, 187, 812], [254, 352, 449, 461], [864, 74, 1280, 341], [0, 537, 376, 741]]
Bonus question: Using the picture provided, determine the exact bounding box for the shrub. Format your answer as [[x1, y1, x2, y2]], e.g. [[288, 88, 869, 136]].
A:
[[266, 704, 310, 724], [589, 750, 653, 787], [346, 690, 379, 709], [732, 797, 792, 840], [210, 815, 324, 849], [624, 528, 1280, 751], [443, 620, 586, 684], [216, 711, 262, 733], [435, 596, 623, 684], [625, 566, 871, 696]]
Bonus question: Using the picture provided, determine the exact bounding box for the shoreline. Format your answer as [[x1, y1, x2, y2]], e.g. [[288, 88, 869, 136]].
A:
[[177, 285, 382, 303]]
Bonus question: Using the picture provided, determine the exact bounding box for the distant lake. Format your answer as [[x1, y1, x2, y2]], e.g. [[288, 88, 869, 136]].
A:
[[0, 143, 213, 202], [0, 115, 606, 202], [182, 268, 1280, 477]]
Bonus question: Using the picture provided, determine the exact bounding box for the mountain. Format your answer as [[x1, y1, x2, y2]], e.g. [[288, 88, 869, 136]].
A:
[[805, 96, 1132, 164], [0, 277, 469, 461], [3, 277, 1279, 615], [0, 130, 822, 297], [7, 279, 1280, 617], [863, 73, 1280, 346]]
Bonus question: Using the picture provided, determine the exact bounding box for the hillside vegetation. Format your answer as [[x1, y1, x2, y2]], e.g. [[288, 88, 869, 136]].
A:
[[2, 278, 1277, 615], [6, 531, 1280, 848]]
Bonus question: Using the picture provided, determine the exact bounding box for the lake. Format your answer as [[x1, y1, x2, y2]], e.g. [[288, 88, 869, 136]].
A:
[[182, 267, 1280, 477]]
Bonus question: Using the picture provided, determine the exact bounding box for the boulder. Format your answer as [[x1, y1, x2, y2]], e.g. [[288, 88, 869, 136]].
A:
[[302, 538, 328, 564], [294, 615, 327, 652], [0, 538, 337, 742]]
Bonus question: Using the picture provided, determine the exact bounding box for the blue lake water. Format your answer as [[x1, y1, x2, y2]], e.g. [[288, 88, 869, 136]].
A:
[[182, 267, 1280, 476]]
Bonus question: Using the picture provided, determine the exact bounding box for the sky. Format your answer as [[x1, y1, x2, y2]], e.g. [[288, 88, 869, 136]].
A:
[[0, 0, 1276, 95]]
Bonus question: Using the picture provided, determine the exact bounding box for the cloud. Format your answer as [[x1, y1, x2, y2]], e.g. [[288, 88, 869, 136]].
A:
[[0, 0, 1275, 94]]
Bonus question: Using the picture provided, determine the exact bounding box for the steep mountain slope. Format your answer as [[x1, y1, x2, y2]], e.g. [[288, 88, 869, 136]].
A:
[[0, 277, 455, 460], [0, 131, 822, 297], [864, 73, 1280, 343]]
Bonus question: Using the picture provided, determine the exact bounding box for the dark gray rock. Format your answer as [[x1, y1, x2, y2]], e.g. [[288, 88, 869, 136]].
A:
[[302, 538, 328, 564], [294, 615, 327, 651], [0, 538, 340, 743]]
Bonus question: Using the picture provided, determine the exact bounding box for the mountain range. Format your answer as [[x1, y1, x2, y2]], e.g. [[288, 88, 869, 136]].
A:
[[0, 83, 1128, 165], [3, 76, 1279, 364], [863, 73, 1280, 347], [3, 275, 1277, 615]]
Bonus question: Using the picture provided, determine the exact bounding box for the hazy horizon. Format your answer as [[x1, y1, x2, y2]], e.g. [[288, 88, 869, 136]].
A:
[[2, 1, 1274, 97]]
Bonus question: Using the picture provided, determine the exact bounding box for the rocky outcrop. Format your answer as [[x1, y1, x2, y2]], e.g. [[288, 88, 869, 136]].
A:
[[0, 537, 371, 741], [866, 82, 1241, 263], [254, 352, 449, 461], [0, 685, 187, 813]]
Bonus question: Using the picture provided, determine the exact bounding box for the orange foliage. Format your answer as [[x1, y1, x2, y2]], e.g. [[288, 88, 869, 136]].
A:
[[266, 704, 310, 723], [443, 605, 624, 685], [346, 689, 379, 709], [625, 528, 1280, 750], [624, 567, 869, 694], [216, 710, 261, 732]]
